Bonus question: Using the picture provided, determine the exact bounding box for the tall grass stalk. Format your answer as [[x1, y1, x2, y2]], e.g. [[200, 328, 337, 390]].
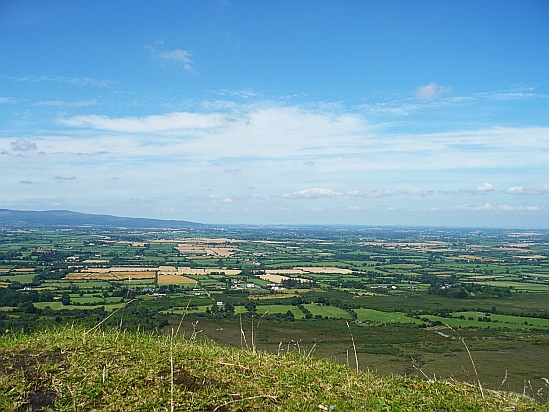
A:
[[84, 298, 137, 337], [446, 324, 484, 399], [239, 313, 249, 349], [175, 298, 192, 337], [170, 327, 174, 412], [346, 321, 359, 372]]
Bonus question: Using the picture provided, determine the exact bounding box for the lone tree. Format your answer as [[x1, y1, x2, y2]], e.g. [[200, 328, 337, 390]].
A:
[[61, 293, 71, 306]]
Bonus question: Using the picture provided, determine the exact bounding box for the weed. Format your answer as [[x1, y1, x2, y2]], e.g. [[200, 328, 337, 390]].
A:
[[1, 326, 546, 411]]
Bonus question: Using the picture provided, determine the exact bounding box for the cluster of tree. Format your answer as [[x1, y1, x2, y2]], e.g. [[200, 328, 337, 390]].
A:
[[428, 282, 512, 299], [0, 287, 54, 306], [0, 304, 170, 334], [281, 278, 317, 289]]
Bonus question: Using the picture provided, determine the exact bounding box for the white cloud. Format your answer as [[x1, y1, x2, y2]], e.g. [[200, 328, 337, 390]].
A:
[[498, 205, 540, 211], [416, 82, 452, 101], [475, 183, 494, 192], [460, 203, 494, 211], [454, 203, 541, 211], [400, 187, 433, 197], [214, 89, 262, 99], [506, 183, 549, 195], [347, 189, 394, 198], [61, 112, 226, 132], [149, 47, 193, 71], [54, 175, 77, 181], [9, 75, 110, 88], [58, 105, 549, 169], [0, 97, 16, 104], [37, 99, 97, 107], [441, 183, 495, 195], [284, 188, 342, 199], [11, 139, 37, 151]]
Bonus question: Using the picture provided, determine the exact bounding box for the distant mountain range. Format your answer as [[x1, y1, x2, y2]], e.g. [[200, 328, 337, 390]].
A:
[[0, 209, 203, 229]]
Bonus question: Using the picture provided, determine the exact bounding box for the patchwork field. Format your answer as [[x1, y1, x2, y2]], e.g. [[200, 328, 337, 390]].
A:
[[1, 225, 548, 400]]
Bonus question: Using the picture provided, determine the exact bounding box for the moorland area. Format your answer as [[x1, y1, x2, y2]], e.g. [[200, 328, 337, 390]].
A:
[[1, 212, 548, 404]]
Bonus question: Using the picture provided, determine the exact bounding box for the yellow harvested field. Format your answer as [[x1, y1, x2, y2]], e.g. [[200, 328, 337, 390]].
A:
[[157, 274, 197, 285], [13, 268, 35, 272], [258, 274, 290, 283], [66, 271, 156, 281], [64, 265, 241, 281], [0, 269, 10, 273], [295, 266, 353, 274], [469, 275, 505, 280], [178, 237, 243, 244], [263, 267, 352, 276], [115, 241, 149, 247], [265, 269, 308, 275], [176, 244, 240, 257], [83, 267, 156, 273], [514, 254, 546, 259], [525, 273, 549, 278], [172, 267, 241, 276]]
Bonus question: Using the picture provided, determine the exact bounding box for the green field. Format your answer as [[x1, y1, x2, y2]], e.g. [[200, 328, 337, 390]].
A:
[[1, 225, 548, 399], [355, 308, 424, 325], [303, 303, 353, 319]]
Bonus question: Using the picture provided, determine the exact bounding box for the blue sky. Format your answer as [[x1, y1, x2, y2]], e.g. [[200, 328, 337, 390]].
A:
[[1, 0, 548, 227]]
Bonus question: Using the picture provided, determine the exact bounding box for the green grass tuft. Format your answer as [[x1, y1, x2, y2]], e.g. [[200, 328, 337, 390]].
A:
[[0, 326, 546, 411]]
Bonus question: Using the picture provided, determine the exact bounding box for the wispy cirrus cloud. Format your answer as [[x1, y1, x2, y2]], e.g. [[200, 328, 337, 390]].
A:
[[36, 99, 97, 107], [61, 112, 226, 132], [214, 89, 262, 99], [0, 97, 16, 104], [5, 75, 110, 88]]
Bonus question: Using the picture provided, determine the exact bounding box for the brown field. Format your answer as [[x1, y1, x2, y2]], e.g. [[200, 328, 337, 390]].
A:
[[157, 274, 197, 285], [0, 269, 10, 273]]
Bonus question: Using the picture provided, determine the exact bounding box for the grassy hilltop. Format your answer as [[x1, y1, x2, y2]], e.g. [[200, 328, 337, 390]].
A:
[[0, 327, 546, 412]]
